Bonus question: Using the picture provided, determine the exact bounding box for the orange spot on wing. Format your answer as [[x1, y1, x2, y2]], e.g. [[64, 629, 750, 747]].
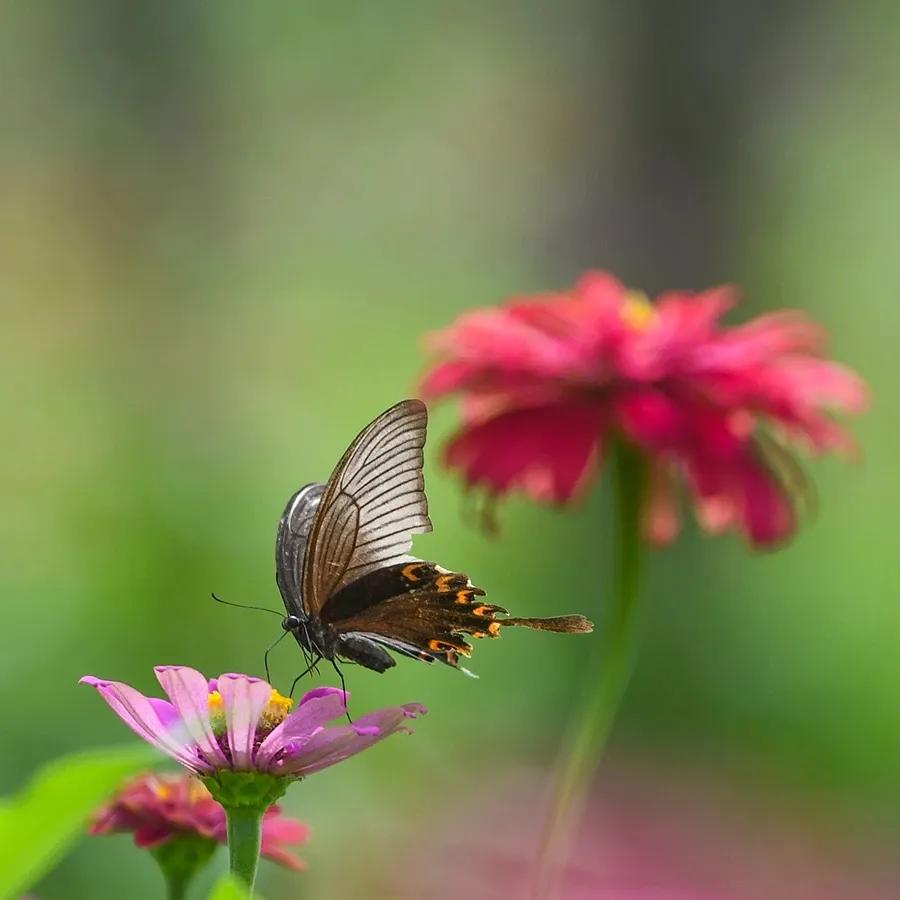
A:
[[429, 638, 472, 657], [402, 563, 422, 582]]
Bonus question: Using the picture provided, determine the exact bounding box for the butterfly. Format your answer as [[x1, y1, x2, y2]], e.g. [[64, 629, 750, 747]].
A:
[[275, 399, 593, 677]]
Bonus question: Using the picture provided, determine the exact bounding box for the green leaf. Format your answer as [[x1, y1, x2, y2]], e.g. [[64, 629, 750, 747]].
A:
[[208, 873, 263, 900], [0, 744, 157, 900]]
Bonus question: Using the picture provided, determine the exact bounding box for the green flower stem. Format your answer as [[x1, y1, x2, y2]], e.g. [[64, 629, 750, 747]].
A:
[[162, 869, 189, 900], [150, 834, 217, 900], [532, 442, 647, 899], [202, 771, 289, 896], [224, 804, 264, 893]]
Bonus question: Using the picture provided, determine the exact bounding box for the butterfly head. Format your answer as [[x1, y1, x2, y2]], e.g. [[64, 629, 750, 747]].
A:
[[282, 614, 302, 633]]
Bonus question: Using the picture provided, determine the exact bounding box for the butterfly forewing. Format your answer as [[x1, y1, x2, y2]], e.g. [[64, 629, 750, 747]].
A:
[[275, 482, 326, 619], [301, 399, 432, 616]]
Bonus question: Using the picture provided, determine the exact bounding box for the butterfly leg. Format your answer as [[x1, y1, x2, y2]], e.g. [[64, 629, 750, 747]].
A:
[[295, 632, 313, 677], [300, 621, 324, 676], [329, 658, 353, 724], [289, 655, 322, 698]]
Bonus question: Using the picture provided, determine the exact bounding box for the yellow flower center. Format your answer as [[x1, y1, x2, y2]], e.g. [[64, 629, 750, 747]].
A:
[[261, 689, 293, 731], [208, 690, 226, 734], [620, 291, 657, 331], [205, 687, 293, 736]]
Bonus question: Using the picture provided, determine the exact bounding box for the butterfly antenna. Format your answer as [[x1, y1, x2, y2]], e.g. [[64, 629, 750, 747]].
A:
[[211, 592, 283, 618], [289, 655, 322, 698], [330, 659, 352, 724], [263, 629, 289, 684]]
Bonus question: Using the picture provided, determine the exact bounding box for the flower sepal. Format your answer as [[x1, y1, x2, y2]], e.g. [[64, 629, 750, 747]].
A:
[[202, 770, 289, 812], [150, 832, 217, 898]]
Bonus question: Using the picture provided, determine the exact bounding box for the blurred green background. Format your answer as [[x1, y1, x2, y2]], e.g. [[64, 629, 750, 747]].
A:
[[1, 3, 898, 898]]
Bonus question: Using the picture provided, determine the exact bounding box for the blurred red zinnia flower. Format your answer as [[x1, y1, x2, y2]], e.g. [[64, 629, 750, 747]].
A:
[[421, 271, 867, 547], [91, 772, 309, 870]]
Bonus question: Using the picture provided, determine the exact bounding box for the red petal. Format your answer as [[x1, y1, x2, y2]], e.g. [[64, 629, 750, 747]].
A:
[[689, 441, 796, 548], [738, 452, 796, 546], [133, 825, 173, 848], [444, 402, 606, 504], [614, 389, 687, 451], [419, 360, 483, 398]]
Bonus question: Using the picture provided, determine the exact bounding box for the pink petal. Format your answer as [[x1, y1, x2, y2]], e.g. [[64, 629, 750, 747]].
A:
[[260, 805, 311, 869], [421, 281, 623, 399], [573, 269, 629, 310], [256, 688, 347, 767], [217, 673, 273, 770], [614, 389, 686, 452], [419, 359, 484, 398], [263, 807, 311, 844], [155, 667, 229, 769], [255, 688, 349, 769], [506, 290, 619, 354], [133, 824, 173, 848], [735, 453, 796, 547], [444, 401, 606, 504], [696, 310, 826, 372], [79, 676, 202, 772], [260, 845, 308, 871], [299, 686, 349, 708], [754, 359, 869, 454], [277, 703, 425, 777], [687, 444, 796, 548], [614, 287, 737, 380], [512, 273, 629, 369], [148, 698, 181, 730], [426, 307, 579, 379], [654, 286, 737, 342]]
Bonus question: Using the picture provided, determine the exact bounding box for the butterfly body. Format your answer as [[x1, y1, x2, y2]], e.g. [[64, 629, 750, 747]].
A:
[[274, 400, 593, 676], [275, 482, 396, 672]]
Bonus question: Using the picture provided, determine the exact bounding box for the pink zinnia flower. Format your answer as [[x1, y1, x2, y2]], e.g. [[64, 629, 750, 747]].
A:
[[80, 667, 425, 778], [421, 270, 867, 547], [91, 772, 309, 870]]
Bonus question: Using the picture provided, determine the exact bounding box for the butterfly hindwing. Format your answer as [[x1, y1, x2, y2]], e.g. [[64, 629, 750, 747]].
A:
[[323, 560, 592, 670], [322, 561, 495, 668]]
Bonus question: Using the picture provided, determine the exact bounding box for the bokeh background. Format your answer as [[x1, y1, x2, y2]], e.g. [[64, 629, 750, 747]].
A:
[[2, 3, 898, 898]]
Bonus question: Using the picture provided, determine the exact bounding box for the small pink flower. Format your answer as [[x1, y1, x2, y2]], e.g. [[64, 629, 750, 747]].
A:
[[80, 667, 425, 777], [91, 772, 309, 870], [421, 271, 867, 547]]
